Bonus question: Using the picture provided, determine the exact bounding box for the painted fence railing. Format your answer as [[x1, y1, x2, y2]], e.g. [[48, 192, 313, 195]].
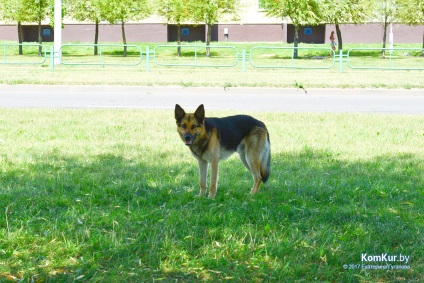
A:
[[347, 48, 424, 70], [153, 44, 239, 68], [59, 44, 143, 66], [2, 43, 423, 72], [1, 43, 47, 65], [249, 46, 336, 69]]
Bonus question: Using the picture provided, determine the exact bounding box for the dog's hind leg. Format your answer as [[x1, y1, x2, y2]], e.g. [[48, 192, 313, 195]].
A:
[[243, 127, 269, 194], [237, 145, 250, 170], [238, 146, 261, 193], [246, 155, 263, 194]]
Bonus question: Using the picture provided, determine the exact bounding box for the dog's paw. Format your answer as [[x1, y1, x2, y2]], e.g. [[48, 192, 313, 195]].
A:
[[250, 188, 259, 195]]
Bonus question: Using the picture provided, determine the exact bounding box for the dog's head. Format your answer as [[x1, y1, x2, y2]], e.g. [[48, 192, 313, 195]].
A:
[[175, 104, 205, 146]]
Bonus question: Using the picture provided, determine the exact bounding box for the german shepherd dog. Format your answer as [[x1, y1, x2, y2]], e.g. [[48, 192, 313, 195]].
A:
[[175, 104, 271, 199]]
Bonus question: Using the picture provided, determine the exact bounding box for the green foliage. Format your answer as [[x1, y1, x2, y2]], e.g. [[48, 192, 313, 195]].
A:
[[66, 0, 104, 23], [259, 0, 321, 56], [22, 0, 51, 24], [371, 0, 399, 22], [0, 0, 31, 23], [321, 0, 368, 24], [102, 0, 151, 24], [189, 0, 239, 54], [397, 0, 424, 25], [259, 0, 321, 27], [321, 0, 369, 50], [367, 0, 401, 56], [156, 0, 191, 24]]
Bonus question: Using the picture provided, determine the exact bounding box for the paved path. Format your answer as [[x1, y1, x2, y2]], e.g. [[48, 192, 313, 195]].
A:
[[0, 85, 423, 114]]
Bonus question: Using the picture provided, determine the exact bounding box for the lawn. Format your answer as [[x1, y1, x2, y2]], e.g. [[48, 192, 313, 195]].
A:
[[0, 109, 423, 282], [0, 41, 423, 88]]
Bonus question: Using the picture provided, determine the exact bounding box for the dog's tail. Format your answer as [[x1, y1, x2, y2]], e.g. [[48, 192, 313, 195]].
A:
[[260, 134, 271, 183]]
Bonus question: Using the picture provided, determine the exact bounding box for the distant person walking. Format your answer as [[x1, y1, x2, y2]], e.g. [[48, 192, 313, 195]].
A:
[[330, 31, 336, 55]]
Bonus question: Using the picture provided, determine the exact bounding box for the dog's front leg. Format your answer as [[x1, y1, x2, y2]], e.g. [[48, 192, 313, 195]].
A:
[[209, 158, 219, 199], [197, 159, 208, 197]]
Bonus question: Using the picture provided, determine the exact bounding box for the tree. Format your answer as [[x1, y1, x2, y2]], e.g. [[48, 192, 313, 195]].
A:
[[397, 0, 424, 56], [368, 0, 399, 58], [321, 0, 368, 52], [260, 0, 321, 58], [156, 0, 191, 56], [25, 0, 51, 55], [0, 0, 51, 55], [102, 0, 152, 57], [67, 0, 104, 55], [190, 0, 239, 57], [0, 0, 34, 54]]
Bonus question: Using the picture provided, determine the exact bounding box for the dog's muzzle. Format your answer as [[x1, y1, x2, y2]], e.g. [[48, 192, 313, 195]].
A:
[[183, 134, 194, 145]]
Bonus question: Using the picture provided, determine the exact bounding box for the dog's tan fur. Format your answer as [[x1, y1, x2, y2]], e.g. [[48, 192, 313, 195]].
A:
[[175, 104, 270, 199]]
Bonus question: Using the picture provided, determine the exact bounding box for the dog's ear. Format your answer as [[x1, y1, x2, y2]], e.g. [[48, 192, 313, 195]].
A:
[[194, 104, 205, 124], [175, 104, 186, 122]]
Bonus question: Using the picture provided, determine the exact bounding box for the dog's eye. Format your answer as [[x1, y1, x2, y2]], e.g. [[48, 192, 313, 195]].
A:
[[191, 125, 197, 130], [181, 124, 186, 129]]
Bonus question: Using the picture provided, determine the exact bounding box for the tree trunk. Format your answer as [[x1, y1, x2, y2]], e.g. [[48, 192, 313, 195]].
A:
[[94, 19, 99, 56], [37, 0, 43, 56], [293, 26, 299, 59], [382, 17, 388, 58], [206, 24, 212, 57], [177, 24, 181, 57], [335, 23, 342, 52], [121, 21, 127, 57], [38, 19, 42, 56], [18, 21, 23, 55]]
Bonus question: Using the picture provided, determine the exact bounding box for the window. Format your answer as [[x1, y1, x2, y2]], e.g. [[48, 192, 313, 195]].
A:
[[181, 28, 189, 36], [42, 28, 51, 36], [304, 27, 312, 35]]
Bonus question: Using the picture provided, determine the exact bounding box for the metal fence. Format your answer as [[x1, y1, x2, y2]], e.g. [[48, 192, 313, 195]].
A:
[[59, 44, 143, 66], [153, 44, 239, 68], [2, 43, 423, 72], [347, 47, 424, 70], [250, 46, 336, 69], [1, 43, 47, 65]]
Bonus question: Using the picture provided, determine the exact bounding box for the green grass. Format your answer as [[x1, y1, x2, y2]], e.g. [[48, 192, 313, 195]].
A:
[[0, 63, 423, 89], [0, 109, 423, 282], [0, 41, 423, 88]]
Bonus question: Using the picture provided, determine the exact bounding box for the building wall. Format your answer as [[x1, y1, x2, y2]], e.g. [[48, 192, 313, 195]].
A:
[[0, 23, 167, 43], [216, 24, 285, 42], [325, 23, 423, 44], [287, 25, 326, 44], [0, 25, 18, 41], [0, 23, 422, 44], [167, 25, 206, 42], [21, 25, 54, 42], [62, 23, 167, 43]]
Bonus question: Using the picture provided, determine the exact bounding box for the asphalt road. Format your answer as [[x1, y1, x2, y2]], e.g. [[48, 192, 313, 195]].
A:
[[1, 85, 423, 114]]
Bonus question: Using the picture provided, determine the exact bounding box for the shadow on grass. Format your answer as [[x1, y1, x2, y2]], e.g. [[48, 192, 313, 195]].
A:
[[0, 148, 422, 282]]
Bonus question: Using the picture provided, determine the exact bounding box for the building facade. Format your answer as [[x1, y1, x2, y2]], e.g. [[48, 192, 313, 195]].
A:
[[0, 0, 422, 44]]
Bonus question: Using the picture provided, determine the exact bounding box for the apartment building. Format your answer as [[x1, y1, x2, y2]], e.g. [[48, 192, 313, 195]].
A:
[[0, 0, 422, 44]]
